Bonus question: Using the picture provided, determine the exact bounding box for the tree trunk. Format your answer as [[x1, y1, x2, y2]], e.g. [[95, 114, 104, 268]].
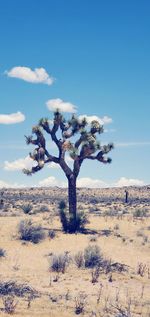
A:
[[68, 175, 77, 220]]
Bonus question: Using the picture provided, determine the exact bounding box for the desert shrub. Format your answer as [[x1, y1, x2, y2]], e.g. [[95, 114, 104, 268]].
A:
[[2, 295, 18, 314], [84, 245, 102, 268], [48, 229, 56, 239], [59, 200, 66, 210], [39, 205, 49, 212], [74, 293, 87, 315], [137, 262, 147, 277], [68, 212, 88, 233], [133, 208, 148, 218], [59, 208, 68, 232], [59, 200, 88, 233], [90, 198, 99, 204], [0, 199, 4, 206], [50, 253, 69, 273], [59, 207, 88, 233], [0, 248, 6, 257], [136, 230, 144, 237], [74, 251, 84, 268], [0, 281, 38, 298], [18, 220, 45, 243], [114, 224, 119, 230], [21, 203, 32, 214], [105, 209, 118, 217], [142, 235, 148, 244], [91, 266, 100, 283], [89, 235, 98, 242]]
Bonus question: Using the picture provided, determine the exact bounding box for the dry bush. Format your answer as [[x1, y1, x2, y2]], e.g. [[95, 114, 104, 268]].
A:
[[133, 208, 148, 218], [74, 251, 84, 268], [84, 245, 102, 268], [0, 248, 6, 257], [21, 203, 32, 214], [0, 280, 38, 298], [89, 235, 98, 242], [74, 293, 87, 315], [48, 229, 56, 239], [2, 295, 18, 314], [50, 253, 70, 273], [137, 262, 147, 277], [91, 266, 100, 283], [59, 200, 88, 233], [18, 220, 45, 244]]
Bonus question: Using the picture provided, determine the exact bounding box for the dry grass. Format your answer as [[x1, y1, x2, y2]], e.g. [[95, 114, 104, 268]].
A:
[[0, 186, 150, 316]]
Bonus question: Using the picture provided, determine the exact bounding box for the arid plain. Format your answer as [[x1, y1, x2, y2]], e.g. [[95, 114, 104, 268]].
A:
[[0, 186, 150, 317]]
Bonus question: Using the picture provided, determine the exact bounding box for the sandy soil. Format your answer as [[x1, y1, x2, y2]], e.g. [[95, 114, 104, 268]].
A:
[[0, 186, 150, 316]]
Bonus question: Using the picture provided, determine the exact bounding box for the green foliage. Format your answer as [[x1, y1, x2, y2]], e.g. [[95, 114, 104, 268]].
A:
[[18, 220, 45, 244], [32, 125, 42, 134]]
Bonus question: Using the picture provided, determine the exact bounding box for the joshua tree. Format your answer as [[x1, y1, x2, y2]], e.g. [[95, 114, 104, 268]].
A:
[[23, 110, 114, 225], [125, 189, 129, 203]]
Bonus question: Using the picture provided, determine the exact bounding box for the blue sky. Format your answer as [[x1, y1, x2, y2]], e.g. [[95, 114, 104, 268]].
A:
[[0, 0, 150, 188]]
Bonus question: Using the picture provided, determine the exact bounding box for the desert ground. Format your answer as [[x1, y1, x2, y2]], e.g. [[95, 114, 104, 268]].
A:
[[0, 185, 150, 317]]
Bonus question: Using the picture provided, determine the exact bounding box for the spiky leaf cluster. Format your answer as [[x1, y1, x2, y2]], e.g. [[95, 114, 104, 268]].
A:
[[23, 110, 114, 176]]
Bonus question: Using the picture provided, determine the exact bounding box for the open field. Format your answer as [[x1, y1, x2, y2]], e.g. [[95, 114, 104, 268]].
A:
[[0, 186, 150, 316]]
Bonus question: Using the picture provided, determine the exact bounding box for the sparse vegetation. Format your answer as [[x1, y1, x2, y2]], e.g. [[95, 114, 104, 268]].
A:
[[133, 208, 148, 218], [74, 293, 87, 315], [21, 203, 32, 214], [0, 248, 6, 257], [2, 295, 18, 314], [59, 200, 88, 233], [18, 220, 45, 243], [48, 229, 56, 239], [91, 266, 100, 283], [74, 251, 84, 268], [137, 262, 147, 277], [0, 281, 38, 298], [0, 187, 150, 316], [84, 245, 102, 268], [50, 253, 70, 273]]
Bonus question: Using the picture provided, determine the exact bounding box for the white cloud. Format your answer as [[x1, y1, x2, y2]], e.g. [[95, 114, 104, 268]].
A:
[[0, 112, 25, 124], [78, 115, 112, 125], [0, 180, 11, 188], [46, 98, 77, 113], [6, 66, 54, 85], [47, 162, 60, 169], [114, 177, 145, 187], [4, 156, 35, 171], [38, 176, 66, 187], [104, 128, 116, 133], [116, 142, 150, 147], [0, 180, 25, 188], [77, 177, 108, 188], [0, 174, 145, 189]]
